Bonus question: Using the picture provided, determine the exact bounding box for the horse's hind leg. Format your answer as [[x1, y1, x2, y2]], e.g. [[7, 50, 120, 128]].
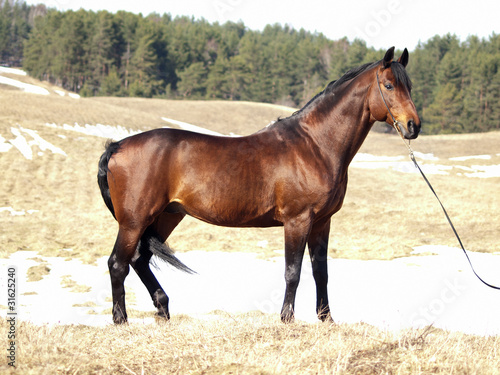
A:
[[130, 212, 185, 320], [108, 226, 143, 324], [131, 236, 170, 320]]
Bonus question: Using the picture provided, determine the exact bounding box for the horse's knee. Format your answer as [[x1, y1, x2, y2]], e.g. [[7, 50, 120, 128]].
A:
[[108, 254, 130, 283], [284, 264, 301, 286]]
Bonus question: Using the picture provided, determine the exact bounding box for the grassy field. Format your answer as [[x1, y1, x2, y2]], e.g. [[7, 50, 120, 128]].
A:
[[1, 74, 500, 373], [2, 314, 500, 374]]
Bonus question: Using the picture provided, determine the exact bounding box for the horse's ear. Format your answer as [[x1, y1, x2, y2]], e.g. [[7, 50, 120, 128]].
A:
[[383, 46, 395, 69], [397, 48, 409, 68]]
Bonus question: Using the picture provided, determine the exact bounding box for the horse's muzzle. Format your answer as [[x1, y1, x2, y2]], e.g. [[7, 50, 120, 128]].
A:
[[399, 119, 420, 140]]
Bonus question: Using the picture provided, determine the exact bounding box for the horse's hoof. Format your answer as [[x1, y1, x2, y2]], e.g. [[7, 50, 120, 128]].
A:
[[319, 313, 334, 324], [317, 308, 334, 323], [113, 316, 128, 325], [280, 314, 295, 324], [155, 311, 170, 324]]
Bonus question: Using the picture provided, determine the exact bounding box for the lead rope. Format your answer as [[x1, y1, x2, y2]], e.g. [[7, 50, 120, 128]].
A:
[[376, 71, 500, 290]]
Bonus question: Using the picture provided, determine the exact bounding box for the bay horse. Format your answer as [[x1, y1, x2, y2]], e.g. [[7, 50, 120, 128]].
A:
[[98, 47, 420, 324]]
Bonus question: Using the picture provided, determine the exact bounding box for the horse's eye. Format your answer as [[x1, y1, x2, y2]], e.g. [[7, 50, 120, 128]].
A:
[[384, 83, 394, 91]]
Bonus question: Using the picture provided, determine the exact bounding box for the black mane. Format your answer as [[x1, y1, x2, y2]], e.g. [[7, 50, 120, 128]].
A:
[[289, 59, 412, 118]]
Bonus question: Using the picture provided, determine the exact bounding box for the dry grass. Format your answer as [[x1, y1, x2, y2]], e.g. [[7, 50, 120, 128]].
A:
[[2, 315, 499, 374]]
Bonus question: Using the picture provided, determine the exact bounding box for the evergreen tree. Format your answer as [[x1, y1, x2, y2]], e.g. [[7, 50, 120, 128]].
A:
[[205, 55, 228, 99], [177, 61, 206, 98], [100, 66, 122, 96], [88, 11, 118, 94], [424, 83, 464, 134], [12, 5, 500, 133], [0, 0, 31, 65], [128, 20, 162, 97]]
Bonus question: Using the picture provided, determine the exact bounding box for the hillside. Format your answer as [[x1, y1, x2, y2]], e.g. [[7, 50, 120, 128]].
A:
[[1, 69, 499, 264]]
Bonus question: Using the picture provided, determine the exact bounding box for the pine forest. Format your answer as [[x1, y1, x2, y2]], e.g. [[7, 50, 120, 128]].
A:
[[1, 0, 500, 134]]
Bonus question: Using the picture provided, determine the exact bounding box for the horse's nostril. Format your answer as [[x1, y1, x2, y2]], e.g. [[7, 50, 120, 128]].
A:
[[408, 120, 415, 133]]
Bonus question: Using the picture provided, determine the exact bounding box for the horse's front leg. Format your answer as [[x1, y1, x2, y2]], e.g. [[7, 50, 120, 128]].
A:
[[280, 213, 313, 323], [308, 219, 333, 322]]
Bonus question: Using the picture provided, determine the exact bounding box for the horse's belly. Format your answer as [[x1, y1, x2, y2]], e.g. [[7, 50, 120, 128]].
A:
[[166, 198, 282, 228]]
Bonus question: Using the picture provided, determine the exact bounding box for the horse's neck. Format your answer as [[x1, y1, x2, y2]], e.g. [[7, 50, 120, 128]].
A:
[[301, 81, 374, 169]]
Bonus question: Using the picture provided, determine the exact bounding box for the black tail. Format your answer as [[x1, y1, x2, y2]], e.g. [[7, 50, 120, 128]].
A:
[[97, 140, 121, 219], [139, 227, 196, 274]]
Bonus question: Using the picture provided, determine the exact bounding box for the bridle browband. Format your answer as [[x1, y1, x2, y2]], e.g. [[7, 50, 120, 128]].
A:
[[376, 68, 500, 291]]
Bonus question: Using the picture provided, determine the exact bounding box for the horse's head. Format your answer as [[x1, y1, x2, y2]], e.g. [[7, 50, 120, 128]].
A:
[[369, 47, 421, 139]]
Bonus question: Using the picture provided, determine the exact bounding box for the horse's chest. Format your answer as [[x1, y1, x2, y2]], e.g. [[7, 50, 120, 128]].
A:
[[316, 175, 348, 218]]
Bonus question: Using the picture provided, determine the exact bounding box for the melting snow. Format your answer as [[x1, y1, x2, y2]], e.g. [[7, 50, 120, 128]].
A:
[[0, 135, 13, 152], [0, 207, 38, 216], [0, 75, 49, 95], [1, 248, 500, 335], [45, 122, 140, 140], [353, 153, 405, 162], [0, 66, 79, 98], [351, 152, 452, 175], [413, 151, 439, 161], [352, 151, 498, 177], [9, 128, 33, 159], [450, 155, 492, 162], [162, 117, 225, 136], [1, 127, 66, 160], [0, 66, 26, 76], [463, 164, 500, 178]]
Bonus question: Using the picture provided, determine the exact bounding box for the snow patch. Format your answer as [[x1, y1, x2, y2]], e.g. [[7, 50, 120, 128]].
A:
[[0, 75, 49, 95], [464, 164, 500, 178], [17, 127, 66, 156], [351, 152, 499, 178], [0, 135, 13, 152], [162, 117, 241, 137], [162, 117, 224, 136], [0, 207, 39, 216], [0, 67, 79, 98], [257, 240, 269, 248], [45, 122, 141, 140], [351, 157, 452, 175], [3, 127, 66, 160], [0, 66, 27, 76], [353, 153, 404, 162], [9, 128, 33, 159], [450, 155, 492, 162], [2, 248, 500, 335], [413, 151, 439, 161]]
